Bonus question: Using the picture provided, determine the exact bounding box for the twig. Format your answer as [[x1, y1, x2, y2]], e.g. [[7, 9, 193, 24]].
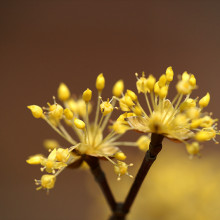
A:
[[84, 156, 117, 212], [109, 133, 164, 219]]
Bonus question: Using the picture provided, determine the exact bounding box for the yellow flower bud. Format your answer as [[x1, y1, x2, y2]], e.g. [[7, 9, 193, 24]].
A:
[[124, 95, 135, 107], [137, 135, 150, 151], [126, 89, 137, 101], [158, 86, 168, 99], [74, 118, 85, 129], [199, 92, 210, 108], [195, 128, 216, 142], [43, 139, 60, 150], [112, 121, 129, 134], [26, 154, 44, 164], [67, 99, 78, 113], [112, 80, 124, 97], [57, 83, 70, 101], [100, 100, 113, 116], [114, 152, 127, 160], [40, 174, 56, 190], [165, 66, 174, 82], [96, 73, 105, 91], [189, 74, 196, 86], [182, 71, 190, 81], [133, 105, 142, 116], [186, 142, 200, 155], [179, 98, 196, 111], [64, 108, 73, 120], [190, 118, 202, 129], [154, 82, 160, 95], [27, 105, 44, 119], [82, 88, 92, 102], [146, 74, 156, 91], [158, 74, 167, 88], [119, 97, 130, 111]]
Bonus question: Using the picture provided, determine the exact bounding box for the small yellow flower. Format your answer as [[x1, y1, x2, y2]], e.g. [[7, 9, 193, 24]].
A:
[[100, 99, 113, 116], [49, 103, 63, 120], [35, 174, 56, 191], [114, 161, 133, 181]]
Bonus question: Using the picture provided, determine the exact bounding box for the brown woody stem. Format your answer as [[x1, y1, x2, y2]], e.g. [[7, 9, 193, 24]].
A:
[[84, 156, 117, 212]]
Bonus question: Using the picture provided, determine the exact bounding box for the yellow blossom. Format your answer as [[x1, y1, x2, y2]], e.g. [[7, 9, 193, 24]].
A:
[[123, 67, 219, 154], [100, 99, 113, 116], [114, 161, 133, 181], [49, 104, 63, 120], [136, 72, 149, 93], [35, 174, 56, 190], [126, 89, 138, 102]]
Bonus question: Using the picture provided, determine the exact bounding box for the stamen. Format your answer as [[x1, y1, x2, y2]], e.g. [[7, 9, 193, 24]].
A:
[[94, 91, 102, 128], [144, 92, 152, 115]]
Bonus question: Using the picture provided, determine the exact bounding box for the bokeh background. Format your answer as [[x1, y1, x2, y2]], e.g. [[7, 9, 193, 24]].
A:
[[1, 1, 220, 220]]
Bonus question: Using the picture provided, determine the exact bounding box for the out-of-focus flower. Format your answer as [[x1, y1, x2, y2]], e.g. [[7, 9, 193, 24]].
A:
[[116, 67, 219, 156]]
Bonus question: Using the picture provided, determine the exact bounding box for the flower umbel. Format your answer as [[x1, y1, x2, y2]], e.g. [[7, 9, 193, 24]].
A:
[[27, 74, 136, 191], [119, 67, 219, 157]]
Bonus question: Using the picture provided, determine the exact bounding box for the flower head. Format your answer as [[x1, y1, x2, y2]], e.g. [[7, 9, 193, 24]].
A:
[[27, 74, 137, 191], [120, 67, 219, 156]]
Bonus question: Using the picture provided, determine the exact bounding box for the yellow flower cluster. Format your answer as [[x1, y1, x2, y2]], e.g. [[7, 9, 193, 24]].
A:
[[116, 67, 219, 157], [27, 74, 139, 191]]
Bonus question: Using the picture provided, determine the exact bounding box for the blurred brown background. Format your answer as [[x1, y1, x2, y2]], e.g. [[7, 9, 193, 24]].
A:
[[1, 1, 220, 220]]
